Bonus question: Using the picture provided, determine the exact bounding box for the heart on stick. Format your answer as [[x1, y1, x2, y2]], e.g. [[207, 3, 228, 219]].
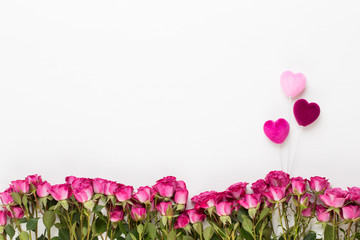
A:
[[293, 99, 320, 127], [280, 71, 306, 97], [263, 118, 290, 144]]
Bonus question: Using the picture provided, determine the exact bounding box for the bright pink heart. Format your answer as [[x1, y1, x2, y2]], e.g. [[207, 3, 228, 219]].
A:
[[280, 71, 306, 97], [293, 99, 320, 127], [263, 118, 290, 144]]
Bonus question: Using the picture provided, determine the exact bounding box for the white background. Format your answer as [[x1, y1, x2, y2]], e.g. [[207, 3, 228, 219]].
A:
[[1, 1, 360, 198]]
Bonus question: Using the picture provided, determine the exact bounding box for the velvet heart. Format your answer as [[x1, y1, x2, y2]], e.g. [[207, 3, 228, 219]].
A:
[[280, 71, 306, 97], [263, 118, 290, 144], [293, 99, 320, 127]]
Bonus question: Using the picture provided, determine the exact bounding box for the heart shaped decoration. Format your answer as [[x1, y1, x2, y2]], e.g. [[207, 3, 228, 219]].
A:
[[280, 71, 306, 97], [263, 118, 290, 144], [293, 99, 320, 127]]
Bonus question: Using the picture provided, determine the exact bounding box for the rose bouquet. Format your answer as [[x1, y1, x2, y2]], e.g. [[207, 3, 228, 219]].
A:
[[0, 171, 359, 240]]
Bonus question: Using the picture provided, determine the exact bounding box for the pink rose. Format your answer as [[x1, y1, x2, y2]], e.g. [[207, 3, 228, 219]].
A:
[[174, 213, 190, 229], [186, 209, 206, 223], [301, 207, 312, 217], [93, 178, 107, 194], [36, 181, 51, 198], [0, 211, 7, 226], [291, 177, 307, 195], [26, 174, 42, 187], [69, 178, 93, 189], [348, 187, 360, 204], [115, 185, 133, 202], [133, 186, 155, 203], [109, 208, 124, 222], [65, 176, 77, 185], [0, 191, 13, 205], [264, 186, 287, 202], [156, 202, 173, 216], [174, 188, 188, 205], [316, 205, 331, 222], [342, 205, 360, 220], [9, 207, 24, 219], [251, 179, 268, 194], [73, 184, 93, 203], [319, 188, 349, 208], [265, 171, 290, 187], [49, 184, 72, 201], [176, 180, 187, 190], [154, 182, 175, 198], [309, 176, 330, 194], [239, 193, 262, 209], [215, 201, 233, 216], [299, 193, 312, 207], [227, 182, 248, 199], [11, 180, 29, 194], [131, 207, 147, 221], [191, 191, 217, 209], [104, 181, 122, 196]]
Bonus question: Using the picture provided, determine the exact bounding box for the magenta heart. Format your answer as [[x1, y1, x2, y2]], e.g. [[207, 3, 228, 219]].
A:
[[293, 99, 320, 127], [263, 118, 290, 144]]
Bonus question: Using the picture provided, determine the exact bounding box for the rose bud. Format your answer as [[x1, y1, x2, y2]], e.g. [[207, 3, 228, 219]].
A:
[[8, 207, 24, 219], [133, 186, 155, 203], [309, 176, 330, 194], [239, 193, 262, 209], [191, 191, 217, 209], [299, 193, 312, 207], [49, 184, 72, 201], [115, 185, 133, 202], [316, 205, 332, 222], [174, 188, 188, 205], [227, 182, 248, 199], [319, 188, 349, 208], [342, 205, 360, 220], [104, 181, 122, 196], [291, 177, 307, 195], [73, 184, 93, 203], [131, 207, 147, 221], [301, 207, 312, 217], [215, 201, 233, 216], [0, 211, 7, 226], [186, 209, 206, 223], [265, 171, 290, 187], [0, 191, 13, 205], [176, 180, 187, 190], [93, 178, 107, 194], [264, 186, 287, 202], [174, 213, 190, 229], [156, 202, 173, 216], [348, 187, 360, 205], [36, 181, 51, 198], [11, 180, 29, 194], [251, 179, 268, 193], [26, 174, 42, 187], [109, 208, 124, 222]]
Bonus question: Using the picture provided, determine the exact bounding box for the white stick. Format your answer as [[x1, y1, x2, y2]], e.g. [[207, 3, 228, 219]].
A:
[[290, 127, 302, 176], [278, 144, 283, 171], [286, 96, 292, 173]]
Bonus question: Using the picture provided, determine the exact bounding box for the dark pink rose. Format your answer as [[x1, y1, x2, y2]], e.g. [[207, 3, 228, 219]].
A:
[[156, 202, 173, 216], [104, 181, 122, 196], [186, 209, 206, 223], [70, 178, 93, 189], [115, 185, 133, 202], [0, 211, 7, 226], [191, 191, 217, 209], [227, 182, 248, 199], [174, 188, 188, 205], [73, 184, 93, 203], [93, 178, 107, 194], [215, 202, 233, 216], [348, 187, 360, 204], [251, 179, 268, 194], [36, 181, 51, 198], [133, 186, 155, 203], [174, 213, 190, 229], [26, 174, 42, 187], [109, 208, 124, 222], [239, 193, 261, 209], [65, 176, 77, 185], [265, 171, 290, 187], [0, 191, 13, 205], [49, 184, 72, 201], [264, 186, 287, 202], [342, 205, 360, 220], [301, 207, 312, 217], [131, 207, 147, 221], [11, 180, 29, 194], [316, 205, 331, 222], [309, 176, 330, 193], [319, 188, 349, 208], [291, 177, 307, 195], [154, 182, 175, 198], [176, 180, 187, 190], [9, 207, 24, 219]]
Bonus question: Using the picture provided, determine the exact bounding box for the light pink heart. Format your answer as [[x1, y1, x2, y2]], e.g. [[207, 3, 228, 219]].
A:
[[280, 71, 306, 97], [263, 118, 290, 144]]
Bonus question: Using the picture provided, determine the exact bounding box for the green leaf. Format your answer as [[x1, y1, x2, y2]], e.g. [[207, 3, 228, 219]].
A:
[[203, 225, 214, 240], [167, 230, 176, 240], [242, 218, 254, 235], [22, 196, 28, 207], [84, 200, 95, 211], [58, 228, 70, 240], [93, 205, 104, 213], [304, 231, 317, 240], [43, 211, 56, 229], [26, 217, 39, 231], [52, 237, 60, 240], [237, 208, 250, 223], [258, 207, 270, 223], [0, 235, 5, 240], [137, 224, 144, 235], [324, 224, 333, 240], [193, 222, 203, 236], [18, 231, 29, 240], [182, 237, 194, 240], [11, 192, 22, 205], [5, 225, 15, 238], [18, 218, 27, 224], [145, 222, 156, 240], [248, 208, 257, 219], [240, 227, 254, 240], [95, 217, 107, 234], [59, 200, 69, 210]]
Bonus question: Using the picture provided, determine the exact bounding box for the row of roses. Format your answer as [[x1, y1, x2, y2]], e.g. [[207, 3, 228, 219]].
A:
[[0, 171, 359, 240]]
